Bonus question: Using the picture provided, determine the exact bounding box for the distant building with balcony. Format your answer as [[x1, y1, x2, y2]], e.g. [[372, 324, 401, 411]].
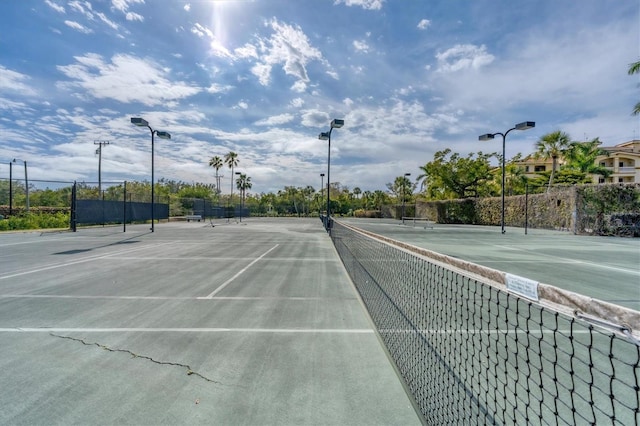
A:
[[595, 140, 640, 184], [514, 155, 566, 179], [513, 140, 640, 184]]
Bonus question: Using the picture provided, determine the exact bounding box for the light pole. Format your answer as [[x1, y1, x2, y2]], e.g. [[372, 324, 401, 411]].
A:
[[131, 117, 171, 232], [94, 140, 110, 197], [402, 172, 411, 224], [12, 158, 28, 212], [479, 121, 535, 234], [320, 173, 325, 215], [8, 161, 12, 215], [318, 118, 344, 231], [235, 171, 241, 222]]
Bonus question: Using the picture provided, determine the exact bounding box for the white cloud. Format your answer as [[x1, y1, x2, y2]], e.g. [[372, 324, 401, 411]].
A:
[[111, 0, 144, 13], [236, 101, 248, 109], [191, 23, 233, 58], [0, 66, 38, 96], [45, 0, 65, 13], [69, 1, 94, 19], [291, 80, 307, 93], [96, 12, 119, 30], [184, 3, 191, 12], [57, 53, 201, 106], [353, 40, 370, 53], [235, 43, 258, 59], [250, 18, 324, 91], [417, 19, 431, 30], [254, 113, 295, 126], [300, 109, 330, 127], [334, 0, 384, 10], [436, 44, 494, 72], [64, 20, 93, 34], [191, 23, 213, 39], [125, 12, 144, 22], [290, 98, 304, 108], [207, 83, 234, 93]]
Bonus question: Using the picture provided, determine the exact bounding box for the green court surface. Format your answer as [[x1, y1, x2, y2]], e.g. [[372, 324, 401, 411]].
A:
[[340, 218, 640, 312], [0, 219, 422, 425]]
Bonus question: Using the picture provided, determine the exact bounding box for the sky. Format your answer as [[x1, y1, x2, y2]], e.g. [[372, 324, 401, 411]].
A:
[[0, 0, 639, 195]]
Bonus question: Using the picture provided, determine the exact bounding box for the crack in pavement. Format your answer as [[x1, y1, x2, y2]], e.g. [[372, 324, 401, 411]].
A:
[[50, 333, 229, 386]]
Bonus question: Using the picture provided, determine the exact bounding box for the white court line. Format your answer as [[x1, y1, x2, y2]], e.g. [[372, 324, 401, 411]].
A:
[[0, 242, 173, 281], [200, 244, 280, 299], [379, 329, 596, 335], [0, 294, 343, 301], [0, 327, 373, 333], [492, 244, 640, 275], [0, 327, 597, 335]]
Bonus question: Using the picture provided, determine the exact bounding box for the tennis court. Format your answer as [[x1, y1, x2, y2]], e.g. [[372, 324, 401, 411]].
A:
[[340, 218, 640, 311], [0, 219, 422, 425]]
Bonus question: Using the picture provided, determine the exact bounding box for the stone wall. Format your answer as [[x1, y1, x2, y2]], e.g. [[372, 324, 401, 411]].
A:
[[414, 183, 639, 236]]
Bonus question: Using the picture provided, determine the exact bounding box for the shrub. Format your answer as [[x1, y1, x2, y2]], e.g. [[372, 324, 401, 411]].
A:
[[0, 212, 70, 231]]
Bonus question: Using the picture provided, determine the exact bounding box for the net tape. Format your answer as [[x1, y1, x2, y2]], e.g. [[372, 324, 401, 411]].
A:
[[330, 220, 640, 425]]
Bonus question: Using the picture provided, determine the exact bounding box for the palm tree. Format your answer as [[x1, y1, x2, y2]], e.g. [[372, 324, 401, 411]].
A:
[[534, 130, 571, 190], [629, 60, 640, 115], [235, 173, 252, 216], [372, 190, 388, 215], [352, 187, 361, 199], [208, 155, 223, 200], [564, 138, 612, 181], [224, 151, 239, 207]]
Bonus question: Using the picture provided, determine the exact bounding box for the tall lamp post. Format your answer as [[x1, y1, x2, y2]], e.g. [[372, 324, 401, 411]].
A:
[[320, 173, 325, 214], [8, 161, 12, 215], [479, 121, 535, 234], [13, 158, 28, 213], [235, 171, 241, 222], [402, 172, 411, 224], [131, 117, 171, 232], [318, 118, 344, 231], [94, 140, 110, 197]]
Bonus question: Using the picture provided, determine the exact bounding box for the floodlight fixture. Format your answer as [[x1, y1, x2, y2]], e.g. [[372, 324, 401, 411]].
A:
[[318, 132, 330, 141], [330, 119, 344, 129], [515, 121, 536, 131], [478, 133, 495, 141], [130, 117, 149, 127]]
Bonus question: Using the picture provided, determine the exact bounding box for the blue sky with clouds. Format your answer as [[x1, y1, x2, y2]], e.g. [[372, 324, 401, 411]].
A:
[[1, 0, 638, 194]]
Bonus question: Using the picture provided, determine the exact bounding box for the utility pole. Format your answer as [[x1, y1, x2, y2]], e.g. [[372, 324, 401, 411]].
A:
[[94, 140, 110, 197]]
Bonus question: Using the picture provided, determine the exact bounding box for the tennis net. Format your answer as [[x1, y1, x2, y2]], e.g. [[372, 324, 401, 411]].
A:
[[330, 220, 640, 425]]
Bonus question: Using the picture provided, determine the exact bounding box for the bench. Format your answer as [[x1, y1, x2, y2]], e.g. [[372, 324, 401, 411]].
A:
[[185, 215, 203, 222]]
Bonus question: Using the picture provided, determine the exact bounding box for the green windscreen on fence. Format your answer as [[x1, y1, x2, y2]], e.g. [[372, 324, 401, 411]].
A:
[[330, 220, 640, 425]]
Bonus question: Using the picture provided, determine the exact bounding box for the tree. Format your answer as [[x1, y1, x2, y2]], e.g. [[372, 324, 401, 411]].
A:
[[361, 190, 373, 209], [235, 173, 252, 213], [372, 190, 388, 214], [534, 130, 571, 190], [386, 175, 415, 203], [629, 60, 640, 115], [224, 151, 239, 204], [564, 138, 611, 181], [352, 187, 361, 199], [504, 155, 528, 196], [417, 149, 497, 199], [208, 155, 224, 199]]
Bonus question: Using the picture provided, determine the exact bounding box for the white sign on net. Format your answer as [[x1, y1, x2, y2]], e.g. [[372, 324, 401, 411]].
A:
[[505, 273, 539, 301]]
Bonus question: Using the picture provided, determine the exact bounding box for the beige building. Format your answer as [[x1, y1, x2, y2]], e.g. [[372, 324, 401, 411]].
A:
[[595, 140, 640, 184], [514, 139, 640, 184]]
